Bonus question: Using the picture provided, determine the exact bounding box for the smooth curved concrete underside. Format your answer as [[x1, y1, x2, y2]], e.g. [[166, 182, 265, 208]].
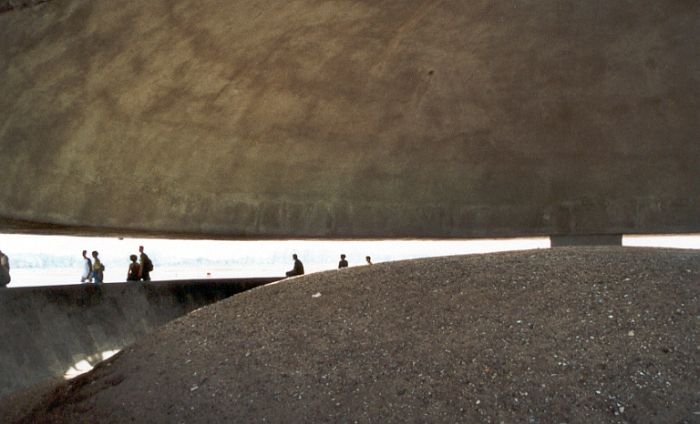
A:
[[0, 0, 698, 238]]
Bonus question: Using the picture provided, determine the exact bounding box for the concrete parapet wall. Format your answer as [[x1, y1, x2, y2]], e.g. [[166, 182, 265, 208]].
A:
[[0, 279, 279, 398]]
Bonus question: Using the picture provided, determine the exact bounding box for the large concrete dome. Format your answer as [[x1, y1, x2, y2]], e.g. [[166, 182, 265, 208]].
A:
[[0, 0, 698, 238], [1, 247, 698, 423]]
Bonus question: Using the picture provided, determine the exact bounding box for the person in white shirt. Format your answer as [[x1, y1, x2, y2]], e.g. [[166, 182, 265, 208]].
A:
[[80, 250, 93, 283]]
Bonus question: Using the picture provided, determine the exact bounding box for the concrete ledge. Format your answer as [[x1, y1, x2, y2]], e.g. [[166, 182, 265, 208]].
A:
[[0, 278, 280, 398]]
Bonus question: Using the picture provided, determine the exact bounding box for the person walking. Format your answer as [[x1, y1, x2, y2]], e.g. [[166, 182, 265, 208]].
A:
[[286, 254, 304, 277], [127, 255, 140, 281], [0, 249, 10, 287], [138, 245, 153, 281], [80, 250, 93, 283], [338, 254, 348, 269], [91, 251, 105, 284], [365, 256, 373, 266]]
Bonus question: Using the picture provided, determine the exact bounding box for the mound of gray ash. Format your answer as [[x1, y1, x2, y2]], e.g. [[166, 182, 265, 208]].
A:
[[3, 247, 699, 423]]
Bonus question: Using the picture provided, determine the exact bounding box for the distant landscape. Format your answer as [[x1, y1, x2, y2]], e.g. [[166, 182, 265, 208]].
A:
[[6, 251, 341, 286], [3, 234, 698, 287], [3, 237, 551, 286]]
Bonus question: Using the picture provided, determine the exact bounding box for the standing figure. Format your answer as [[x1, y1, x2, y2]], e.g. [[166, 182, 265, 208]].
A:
[[365, 256, 373, 266], [92, 251, 105, 284], [0, 249, 10, 287], [286, 254, 305, 277], [338, 254, 348, 269], [80, 250, 93, 283], [138, 245, 153, 282], [127, 255, 140, 281]]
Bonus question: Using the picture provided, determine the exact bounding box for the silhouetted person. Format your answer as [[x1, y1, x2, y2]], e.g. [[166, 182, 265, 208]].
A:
[[365, 256, 373, 265], [286, 254, 304, 277], [138, 245, 153, 281], [0, 249, 10, 287], [81, 250, 93, 283], [127, 255, 140, 281], [338, 254, 348, 269], [92, 251, 105, 284]]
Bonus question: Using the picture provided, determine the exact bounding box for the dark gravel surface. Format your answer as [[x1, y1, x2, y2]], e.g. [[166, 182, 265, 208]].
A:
[[2, 247, 699, 423]]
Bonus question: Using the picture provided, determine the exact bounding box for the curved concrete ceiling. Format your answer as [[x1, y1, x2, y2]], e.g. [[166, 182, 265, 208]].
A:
[[0, 0, 698, 238]]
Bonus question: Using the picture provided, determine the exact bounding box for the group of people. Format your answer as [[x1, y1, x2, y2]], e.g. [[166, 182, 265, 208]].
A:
[[80, 250, 105, 283], [127, 245, 154, 282], [284, 253, 373, 277], [1, 247, 373, 287], [80, 245, 153, 284], [338, 254, 373, 269]]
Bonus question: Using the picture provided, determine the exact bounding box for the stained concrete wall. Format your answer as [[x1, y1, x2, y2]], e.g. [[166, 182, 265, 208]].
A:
[[0, 0, 698, 239], [0, 279, 278, 398], [0, 0, 50, 13]]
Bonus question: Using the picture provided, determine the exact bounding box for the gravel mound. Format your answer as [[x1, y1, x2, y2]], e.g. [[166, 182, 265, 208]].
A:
[[2, 247, 699, 423]]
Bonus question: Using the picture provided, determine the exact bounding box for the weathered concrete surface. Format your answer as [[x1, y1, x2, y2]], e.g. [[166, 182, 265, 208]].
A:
[[0, 278, 278, 398], [550, 234, 622, 247], [0, 0, 698, 238], [0, 0, 51, 14]]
